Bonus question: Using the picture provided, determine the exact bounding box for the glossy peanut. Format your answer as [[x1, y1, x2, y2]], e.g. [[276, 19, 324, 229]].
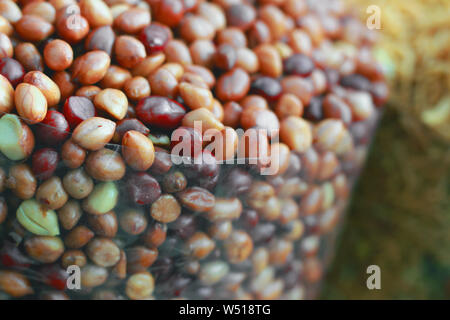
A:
[[14, 83, 48, 124], [122, 130, 155, 171], [14, 42, 44, 72], [85, 148, 126, 181], [44, 40, 73, 71], [23, 71, 61, 107], [94, 88, 128, 120], [72, 117, 116, 151], [61, 139, 86, 168], [71, 50, 111, 85]]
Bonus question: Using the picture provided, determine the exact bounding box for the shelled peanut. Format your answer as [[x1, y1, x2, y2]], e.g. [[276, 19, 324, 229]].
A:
[[0, 0, 386, 300]]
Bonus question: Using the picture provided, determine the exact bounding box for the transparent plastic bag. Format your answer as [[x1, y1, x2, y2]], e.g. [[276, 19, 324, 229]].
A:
[[0, 106, 382, 300], [0, 0, 389, 300]]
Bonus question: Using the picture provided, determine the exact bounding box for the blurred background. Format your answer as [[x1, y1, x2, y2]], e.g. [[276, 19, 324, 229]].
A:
[[322, 0, 450, 299]]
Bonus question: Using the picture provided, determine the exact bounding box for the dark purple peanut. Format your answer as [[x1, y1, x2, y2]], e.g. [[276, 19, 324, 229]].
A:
[[126, 172, 161, 205], [161, 171, 187, 193], [85, 26, 116, 55], [149, 147, 173, 175], [0, 197, 7, 224], [113, 118, 150, 143]]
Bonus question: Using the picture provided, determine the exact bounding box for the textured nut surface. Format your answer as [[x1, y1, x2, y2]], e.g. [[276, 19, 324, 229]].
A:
[[314, 119, 354, 155], [22, 2, 55, 24], [224, 230, 254, 263], [0, 271, 33, 298], [14, 83, 48, 124], [72, 117, 116, 151], [80, 0, 113, 28], [63, 168, 94, 199], [131, 53, 165, 77], [15, 15, 54, 42], [94, 88, 128, 120], [43, 39, 73, 71], [57, 200, 83, 230], [99, 65, 131, 89], [0, 0, 387, 301], [85, 148, 126, 181], [88, 210, 118, 237], [114, 35, 146, 68], [177, 187, 216, 212], [126, 271, 154, 300], [64, 225, 94, 249], [0, 73, 14, 113], [16, 199, 60, 236], [35, 176, 68, 210], [150, 194, 181, 223], [254, 44, 282, 78], [118, 209, 146, 235], [81, 265, 108, 288], [179, 82, 213, 110], [121, 130, 155, 171], [123, 76, 150, 101], [187, 232, 215, 259], [71, 50, 111, 85], [61, 139, 86, 169], [0, 114, 35, 161], [83, 182, 118, 215], [24, 236, 64, 263], [23, 71, 61, 107], [86, 238, 121, 267], [207, 197, 242, 222], [199, 261, 229, 285], [61, 250, 87, 268], [182, 108, 225, 132], [114, 7, 150, 34], [279, 116, 312, 153]]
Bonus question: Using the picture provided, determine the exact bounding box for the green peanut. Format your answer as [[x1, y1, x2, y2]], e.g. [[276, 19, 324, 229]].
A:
[[0, 114, 35, 161], [148, 133, 170, 147], [16, 199, 60, 236], [321, 182, 335, 211], [199, 260, 230, 285], [83, 182, 118, 215]]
